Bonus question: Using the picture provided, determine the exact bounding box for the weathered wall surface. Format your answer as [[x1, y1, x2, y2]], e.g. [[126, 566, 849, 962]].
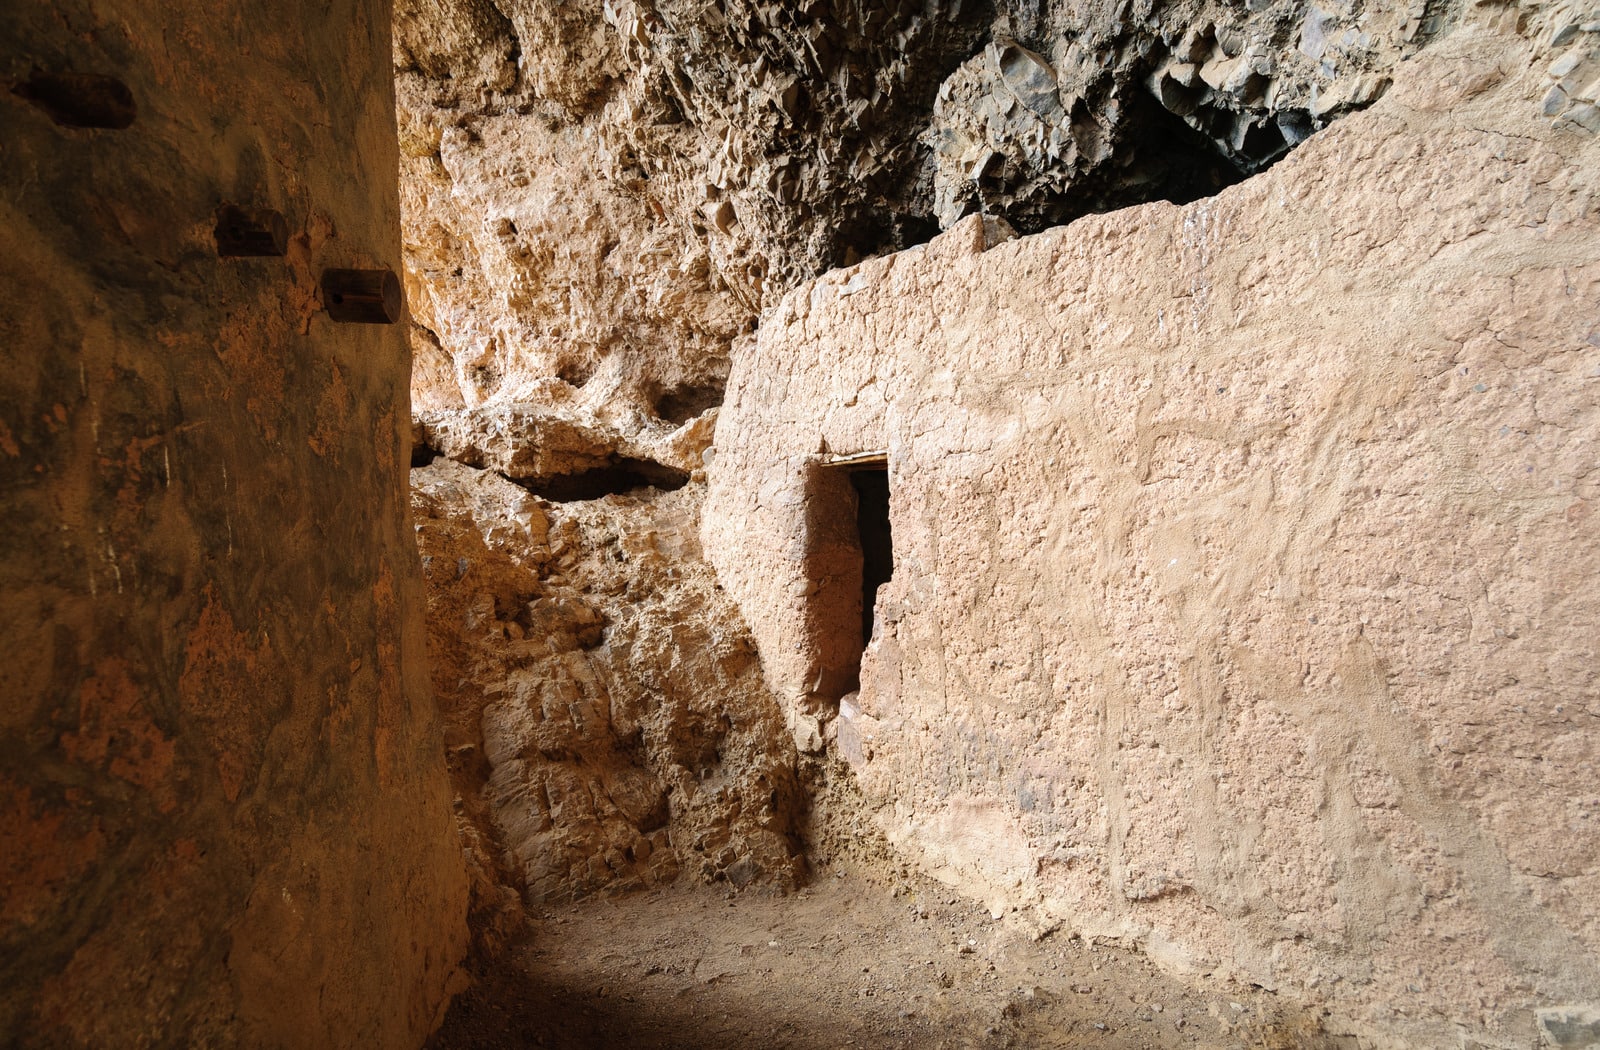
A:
[[706, 19, 1600, 1048], [0, 3, 469, 1046]]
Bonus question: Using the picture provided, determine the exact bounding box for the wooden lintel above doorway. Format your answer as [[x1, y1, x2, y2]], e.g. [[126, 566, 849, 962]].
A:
[[820, 450, 888, 469]]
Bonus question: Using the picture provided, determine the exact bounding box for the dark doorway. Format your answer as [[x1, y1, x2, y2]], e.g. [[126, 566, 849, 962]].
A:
[[850, 467, 893, 644], [801, 454, 893, 703]]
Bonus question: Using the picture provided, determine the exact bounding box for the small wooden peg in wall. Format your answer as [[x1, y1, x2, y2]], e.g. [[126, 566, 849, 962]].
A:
[[321, 268, 403, 325], [214, 204, 288, 257]]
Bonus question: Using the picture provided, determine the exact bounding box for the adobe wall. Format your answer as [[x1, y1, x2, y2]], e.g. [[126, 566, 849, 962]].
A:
[[0, 3, 469, 1046], [705, 22, 1600, 1048]]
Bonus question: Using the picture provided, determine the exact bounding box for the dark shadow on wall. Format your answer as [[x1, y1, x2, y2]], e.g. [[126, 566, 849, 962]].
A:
[[502, 459, 692, 502], [798, 456, 896, 707], [850, 466, 893, 646]]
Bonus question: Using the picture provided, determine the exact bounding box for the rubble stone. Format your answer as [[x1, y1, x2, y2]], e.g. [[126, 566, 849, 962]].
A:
[[412, 459, 804, 904]]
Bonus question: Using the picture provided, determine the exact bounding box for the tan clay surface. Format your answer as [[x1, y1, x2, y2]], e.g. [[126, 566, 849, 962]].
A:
[[705, 20, 1600, 1048]]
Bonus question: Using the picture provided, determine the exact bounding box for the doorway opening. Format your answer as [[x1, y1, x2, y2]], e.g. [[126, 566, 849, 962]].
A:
[[802, 451, 893, 705], [850, 465, 893, 646]]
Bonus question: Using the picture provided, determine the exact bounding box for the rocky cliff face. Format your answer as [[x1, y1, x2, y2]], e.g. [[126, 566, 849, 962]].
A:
[[393, 0, 1467, 909], [395, 0, 1453, 437], [411, 458, 804, 915], [390, 3, 1600, 1046]]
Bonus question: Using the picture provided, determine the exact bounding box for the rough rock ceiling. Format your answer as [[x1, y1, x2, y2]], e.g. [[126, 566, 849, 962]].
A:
[[393, 0, 1459, 361]]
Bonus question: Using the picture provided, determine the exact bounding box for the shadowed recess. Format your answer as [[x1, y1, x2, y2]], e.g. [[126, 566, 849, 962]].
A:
[[11, 71, 136, 128], [510, 459, 691, 502]]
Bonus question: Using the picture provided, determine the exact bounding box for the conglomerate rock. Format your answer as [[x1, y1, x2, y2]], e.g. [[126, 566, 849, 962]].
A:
[[411, 458, 804, 905], [411, 400, 716, 489]]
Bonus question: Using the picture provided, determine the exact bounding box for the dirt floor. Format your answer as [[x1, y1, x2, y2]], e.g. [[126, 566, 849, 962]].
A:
[[429, 861, 1342, 1050]]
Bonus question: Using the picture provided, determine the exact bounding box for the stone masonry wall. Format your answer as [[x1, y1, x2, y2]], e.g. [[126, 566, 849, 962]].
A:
[[705, 18, 1600, 1048], [0, 3, 469, 1046]]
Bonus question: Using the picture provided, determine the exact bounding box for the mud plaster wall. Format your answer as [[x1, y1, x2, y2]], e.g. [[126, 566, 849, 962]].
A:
[[706, 25, 1600, 1049], [0, 3, 469, 1046]]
